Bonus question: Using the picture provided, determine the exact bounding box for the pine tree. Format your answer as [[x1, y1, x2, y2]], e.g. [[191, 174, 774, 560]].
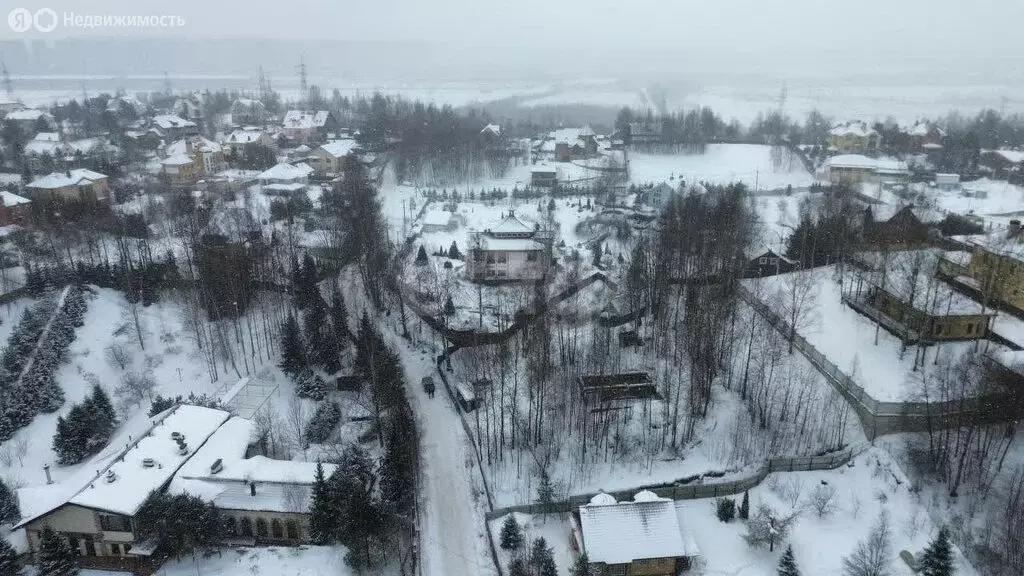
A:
[[448, 241, 462, 260], [0, 477, 19, 524], [38, 526, 78, 576], [329, 286, 349, 347], [920, 527, 953, 576], [499, 515, 523, 551], [530, 537, 555, 576], [508, 558, 528, 576], [308, 462, 335, 545], [297, 369, 329, 401], [571, 552, 593, 576], [278, 313, 307, 377], [84, 384, 116, 449], [415, 245, 428, 265], [739, 491, 750, 520], [536, 470, 555, 517], [0, 535, 18, 576], [778, 545, 800, 576]]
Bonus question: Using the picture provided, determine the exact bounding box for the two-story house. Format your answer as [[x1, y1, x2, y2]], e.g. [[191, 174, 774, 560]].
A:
[[26, 169, 110, 202], [281, 110, 337, 144], [466, 212, 553, 282], [827, 121, 880, 153], [230, 98, 267, 125], [308, 139, 362, 178]]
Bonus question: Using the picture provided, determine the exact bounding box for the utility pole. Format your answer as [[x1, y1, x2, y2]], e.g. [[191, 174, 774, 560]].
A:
[[0, 58, 12, 97]]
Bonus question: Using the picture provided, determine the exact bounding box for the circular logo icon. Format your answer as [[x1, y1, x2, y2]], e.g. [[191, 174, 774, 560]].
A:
[[33, 8, 58, 32], [7, 8, 33, 32]]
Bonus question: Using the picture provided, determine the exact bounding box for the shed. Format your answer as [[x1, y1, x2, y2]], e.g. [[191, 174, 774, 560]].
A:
[[579, 372, 660, 403], [455, 383, 477, 412]]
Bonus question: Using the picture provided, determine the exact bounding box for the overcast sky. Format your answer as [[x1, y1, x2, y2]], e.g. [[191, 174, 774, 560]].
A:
[[3, 0, 1023, 80]]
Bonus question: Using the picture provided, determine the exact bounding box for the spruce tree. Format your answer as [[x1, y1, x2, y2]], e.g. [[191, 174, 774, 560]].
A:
[[38, 526, 78, 576], [329, 286, 349, 347], [443, 296, 456, 316], [290, 255, 304, 309], [920, 527, 953, 576], [571, 552, 593, 576], [0, 477, 19, 524], [308, 462, 335, 545], [279, 313, 307, 377], [592, 243, 603, 267], [300, 254, 318, 307], [530, 537, 554, 576], [536, 470, 555, 517], [499, 514, 523, 551], [415, 245, 428, 265], [447, 241, 462, 260], [778, 544, 800, 576], [739, 491, 750, 520], [0, 535, 18, 576], [508, 558, 528, 576], [304, 292, 329, 367]]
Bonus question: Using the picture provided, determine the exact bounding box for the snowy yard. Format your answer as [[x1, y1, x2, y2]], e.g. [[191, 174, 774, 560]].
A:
[[748, 267, 1012, 402], [629, 144, 819, 192], [155, 545, 351, 576]]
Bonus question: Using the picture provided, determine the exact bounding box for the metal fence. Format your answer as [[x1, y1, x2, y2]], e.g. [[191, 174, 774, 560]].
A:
[[484, 443, 869, 520]]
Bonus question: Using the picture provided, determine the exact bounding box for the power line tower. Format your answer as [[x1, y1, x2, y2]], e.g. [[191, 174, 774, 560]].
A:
[[769, 82, 789, 174], [1, 58, 13, 97], [257, 65, 268, 102], [297, 56, 308, 106], [163, 71, 173, 96]]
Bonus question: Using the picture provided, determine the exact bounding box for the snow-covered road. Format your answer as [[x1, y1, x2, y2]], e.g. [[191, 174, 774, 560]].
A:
[[397, 346, 493, 576]]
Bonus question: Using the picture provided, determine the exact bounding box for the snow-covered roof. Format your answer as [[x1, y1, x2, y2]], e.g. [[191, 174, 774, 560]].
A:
[[0, 191, 31, 206], [166, 136, 221, 156], [33, 132, 60, 142], [264, 182, 307, 193], [69, 137, 115, 155], [481, 123, 501, 136], [488, 213, 534, 235], [24, 139, 67, 156], [161, 154, 194, 167], [232, 98, 263, 108], [479, 237, 545, 251], [27, 169, 107, 189], [318, 138, 360, 158], [258, 162, 312, 182], [827, 154, 909, 174], [4, 108, 49, 121], [829, 121, 876, 138], [988, 149, 1024, 164], [16, 405, 231, 526], [531, 164, 557, 174], [549, 126, 595, 145], [153, 114, 197, 130], [579, 495, 691, 565], [225, 129, 268, 144], [282, 110, 331, 130]]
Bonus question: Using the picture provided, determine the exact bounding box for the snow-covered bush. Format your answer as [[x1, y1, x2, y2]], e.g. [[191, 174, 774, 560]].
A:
[[304, 401, 341, 444]]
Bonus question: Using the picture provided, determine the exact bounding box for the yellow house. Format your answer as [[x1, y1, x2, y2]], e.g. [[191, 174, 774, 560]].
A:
[[827, 121, 880, 153], [966, 227, 1024, 311], [26, 169, 110, 202], [160, 153, 200, 183]]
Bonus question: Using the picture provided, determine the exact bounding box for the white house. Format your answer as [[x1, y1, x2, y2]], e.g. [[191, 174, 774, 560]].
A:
[[281, 110, 335, 143], [258, 162, 314, 185], [420, 209, 466, 233], [466, 212, 553, 282], [824, 154, 910, 184]]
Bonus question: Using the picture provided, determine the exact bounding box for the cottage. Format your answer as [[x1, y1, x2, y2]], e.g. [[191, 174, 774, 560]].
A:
[[963, 222, 1024, 312], [258, 162, 314, 185], [466, 212, 553, 282], [548, 126, 598, 162], [26, 169, 110, 202], [23, 132, 72, 169], [3, 108, 56, 136], [281, 110, 337, 144], [744, 247, 800, 278], [825, 154, 910, 185], [152, 114, 199, 140], [165, 136, 226, 177], [907, 121, 945, 150], [863, 205, 933, 249], [628, 121, 664, 148], [0, 190, 31, 225], [161, 154, 199, 183], [308, 139, 362, 177], [531, 165, 558, 188], [172, 96, 203, 122], [645, 182, 677, 209], [572, 491, 698, 576], [827, 121, 879, 153], [222, 129, 277, 157]]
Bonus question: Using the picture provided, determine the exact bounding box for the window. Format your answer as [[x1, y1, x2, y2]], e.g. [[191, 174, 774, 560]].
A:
[[759, 257, 767, 264], [527, 252, 538, 262], [271, 519, 283, 538], [966, 322, 975, 335], [99, 514, 133, 532], [226, 517, 238, 536], [934, 324, 944, 336], [496, 252, 507, 263], [109, 543, 121, 556], [240, 518, 253, 537], [256, 518, 268, 537], [286, 520, 299, 540]]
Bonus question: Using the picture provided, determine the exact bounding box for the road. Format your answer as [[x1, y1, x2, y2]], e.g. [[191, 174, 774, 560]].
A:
[[398, 345, 489, 576]]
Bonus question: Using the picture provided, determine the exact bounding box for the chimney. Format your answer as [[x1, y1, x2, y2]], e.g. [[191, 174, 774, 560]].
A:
[[44, 464, 53, 485], [1009, 220, 1021, 239], [250, 481, 256, 497]]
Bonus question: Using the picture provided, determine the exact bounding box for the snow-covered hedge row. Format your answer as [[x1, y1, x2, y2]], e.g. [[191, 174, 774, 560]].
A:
[[304, 401, 341, 444], [0, 285, 89, 441]]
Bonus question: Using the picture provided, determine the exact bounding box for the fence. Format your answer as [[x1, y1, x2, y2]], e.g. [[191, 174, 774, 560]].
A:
[[484, 443, 870, 520], [738, 285, 1024, 438]]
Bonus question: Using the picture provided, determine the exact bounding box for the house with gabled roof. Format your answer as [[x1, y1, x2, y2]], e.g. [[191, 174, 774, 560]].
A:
[[230, 98, 267, 125], [466, 211, 553, 282], [26, 169, 110, 202], [152, 114, 199, 140], [827, 121, 879, 153], [281, 110, 337, 144], [308, 138, 363, 177], [3, 108, 56, 136], [571, 491, 698, 576]]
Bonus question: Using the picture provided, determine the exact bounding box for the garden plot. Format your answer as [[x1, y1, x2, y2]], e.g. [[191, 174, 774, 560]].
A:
[[748, 266, 1015, 402], [629, 144, 818, 192]]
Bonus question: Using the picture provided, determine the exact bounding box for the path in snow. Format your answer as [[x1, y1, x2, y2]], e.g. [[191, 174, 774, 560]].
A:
[[396, 344, 490, 576]]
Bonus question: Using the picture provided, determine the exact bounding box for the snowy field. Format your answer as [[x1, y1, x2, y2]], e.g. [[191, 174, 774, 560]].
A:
[[155, 546, 351, 576], [748, 267, 1011, 402], [491, 448, 976, 576], [629, 145, 818, 192]]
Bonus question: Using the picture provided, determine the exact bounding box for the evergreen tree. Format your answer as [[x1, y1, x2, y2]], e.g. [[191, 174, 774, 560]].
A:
[[0, 477, 19, 524], [415, 245, 428, 265], [329, 286, 349, 347], [716, 498, 736, 522], [447, 241, 462, 260], [304, 292, 329, 367], [508, 558, 528, 576], [278, 313, 307, 377], [296, 369, 329, 401], [38, 526, 78, 576], [308, 462, 335, 545], [301, 253, 318, 303], [536, 470, 555, 516], [86, 384, 117, 444], [571, 552, 593, 576], [530, 537, 555, 576], [920, 527, 953, 576], [499, 514, 523, 551], [443, 296, 456, 316], [778, 545, 800, 576], [290, 255, 304, 309], [592, 242, 603, 267], [739, 491, 750, 520], [0, 536, 19, 576]]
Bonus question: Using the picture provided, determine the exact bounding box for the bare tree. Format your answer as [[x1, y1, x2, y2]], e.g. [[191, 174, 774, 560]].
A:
[[105, 342, 131, 370], [114, 370, 157, 414], [776, 268, 819, 354], [842, 509, 893, 576], [744, 504, 798, 551], [809, 483, 838, 518]]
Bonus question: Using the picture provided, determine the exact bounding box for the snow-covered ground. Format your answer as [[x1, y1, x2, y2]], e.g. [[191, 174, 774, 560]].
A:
[[629, 144, 818, 192], [155, 545, 351, 576], [487, 512, 576, 576]]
